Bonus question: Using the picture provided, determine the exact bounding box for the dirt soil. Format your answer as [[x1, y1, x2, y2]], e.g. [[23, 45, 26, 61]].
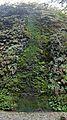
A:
[[0, 112, 67, 120]]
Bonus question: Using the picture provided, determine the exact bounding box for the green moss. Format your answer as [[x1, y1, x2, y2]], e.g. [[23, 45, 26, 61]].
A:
[[0, 89, 17, 111], [25, 17, 49, 43]]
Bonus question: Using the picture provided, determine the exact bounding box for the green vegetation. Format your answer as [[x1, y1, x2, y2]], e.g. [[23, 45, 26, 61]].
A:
[[12, 39, 49, 111], [0, 3, 67, 111]]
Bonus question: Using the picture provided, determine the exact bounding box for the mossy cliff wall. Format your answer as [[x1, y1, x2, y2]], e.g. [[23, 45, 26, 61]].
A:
[[0, 3, 67, 111]]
